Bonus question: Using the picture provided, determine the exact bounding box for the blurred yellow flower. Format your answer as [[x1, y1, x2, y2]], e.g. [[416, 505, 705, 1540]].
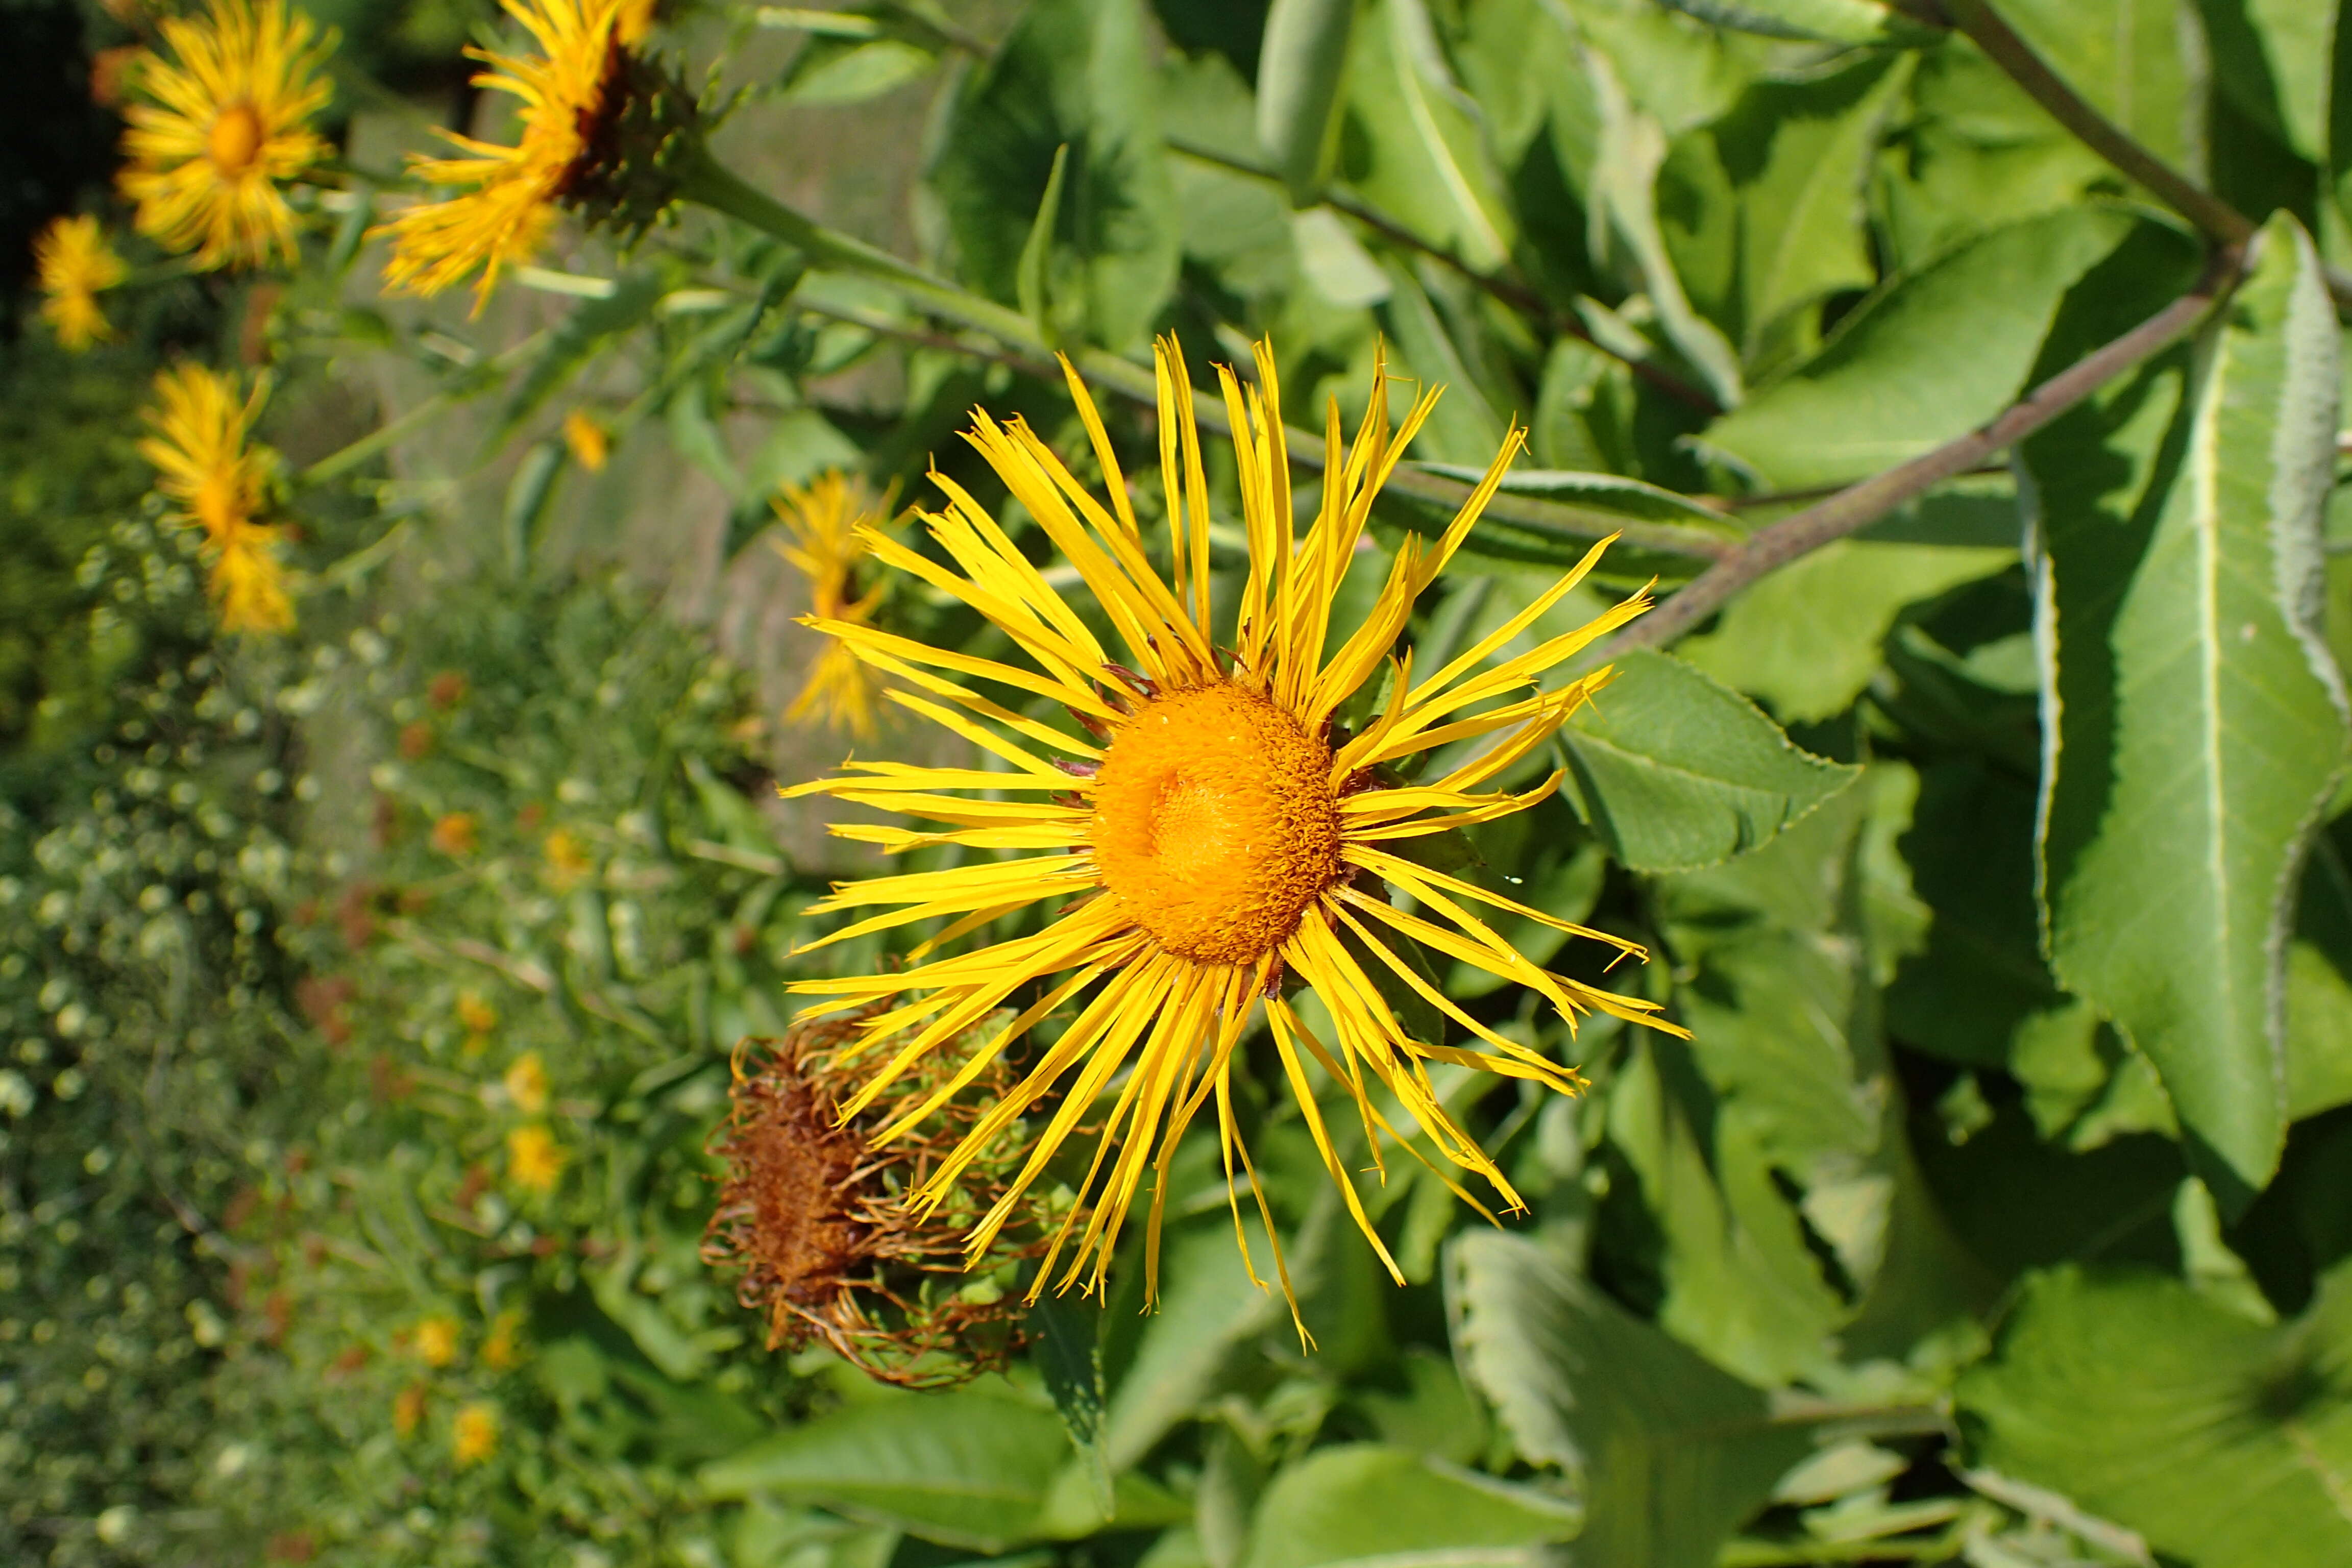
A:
[[378, 0, 639, 309], [393, 1381, 426, 1437], [543, 828, 592, 887], [772, 472, 897, 742], [452, 1401, 498, 1466], [432, 812, 479, 856], [502, 1051, 548, 1115], [117, 0, 333, 268], [411, 1316, 460, 1368], [481, 1310, 526, 1371], [137, 363, 296, 636], [34, 215, 128, 351], [561, 408, 609, 471], [506, 1124, 565, 1193], [457, 991, 498, 1036]]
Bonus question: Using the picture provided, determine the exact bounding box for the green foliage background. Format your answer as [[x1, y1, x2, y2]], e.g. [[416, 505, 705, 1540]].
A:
[[8, 1, 2352, 1565]]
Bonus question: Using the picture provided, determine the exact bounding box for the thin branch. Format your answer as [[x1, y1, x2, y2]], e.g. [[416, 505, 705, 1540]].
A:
[[1603, 242, 2246, 657], [1935, 0, 2352, 312], [1166, 136, 1725, 416]]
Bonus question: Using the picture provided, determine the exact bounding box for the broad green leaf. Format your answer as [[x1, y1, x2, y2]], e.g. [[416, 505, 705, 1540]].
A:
[[699, 1387, 1070, 1552], [1997, 0, 2197, 170], [1566, 0, 1768, 135], [1451, 1230, 1814, 1568], [1682, 539, 2014, 723], [1956, 1262, 2352, 1568], [1343, 0, 1517, 274], [2289, 824, 2352, 1119], [1031, 1294, 1111, 1516], [1378, 263, 1508, 463], [2335, 0, 2352, 229], [1239, 1442, 1579, 1568], [778, 37, 938, 105], [929, 0, 1179, 351], [1657, 0, 1924, 45], [1256, 0, 1357, 203], [1556, 650, 1860, 874], [2030, 214, 2350, 1197], [1101, 1218, 1286, 1471], [1699, 207, 2134, 489], [2195, 0, 2331, 163]]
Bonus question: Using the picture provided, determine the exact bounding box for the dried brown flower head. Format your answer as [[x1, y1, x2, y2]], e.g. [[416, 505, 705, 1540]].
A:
[[702, 1007, 1048, 1387]]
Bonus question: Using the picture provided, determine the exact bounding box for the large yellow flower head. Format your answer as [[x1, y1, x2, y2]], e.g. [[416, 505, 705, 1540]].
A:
[[379, 0, 676, 310], [117, 0, 334, 270], [34, 215, 129, 351], [138, 363, 296, 635], [787, 337, 1683, 1325], [773, 472, 897, 742]]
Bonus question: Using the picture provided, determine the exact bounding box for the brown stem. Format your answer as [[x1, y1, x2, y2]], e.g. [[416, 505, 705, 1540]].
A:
[[1603, 242, 2247, 657], [1166, 136, 1725, 416]]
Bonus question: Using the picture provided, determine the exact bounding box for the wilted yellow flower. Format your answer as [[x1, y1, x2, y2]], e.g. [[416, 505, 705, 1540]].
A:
[[457, 991, 498, 1036], [506, 1124, 565, 1193], [393, 1382, 426, 1436], [137, 362, 296, 635], [543, 828, 592, 887], [379, 0, 646, 309], [452, 1401, 498, 1465], [411, 1316, 460, 1368], [431, 812, 479, 856], [785, 338, 1680, 1325], [117, 0, 333, 268], [772, 472, 897, 741], [480, 1310, 526, 1371], [34, 216, 128, 351], [502, 1051, 548, 1115], [561, 408, 609, 471]]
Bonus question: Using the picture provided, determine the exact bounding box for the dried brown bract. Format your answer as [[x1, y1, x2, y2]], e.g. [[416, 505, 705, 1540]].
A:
[[701, 1007, 1046, 1387]]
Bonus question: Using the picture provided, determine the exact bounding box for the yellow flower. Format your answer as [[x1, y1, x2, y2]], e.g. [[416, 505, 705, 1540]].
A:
[[34, 216, 128, 351], [506, 1124, 565, 1193], [117, 0, 333, 269], [617, 0, 657, 44], [378, 0, 638, 309], [452, 1401, 498, 1465], [772, 472, 896, 742], [544, 828, 593, 887], [480, 1310, 526, 1370], [137, 363, 296, 635], [502, 1051, 549, 1115], [393, 1382, 427, 1437], [457, 991, 499, 1036], [786, 337, 1682, 1322], [411, 1316, 460, 1368], [561, 408, 609, 471]]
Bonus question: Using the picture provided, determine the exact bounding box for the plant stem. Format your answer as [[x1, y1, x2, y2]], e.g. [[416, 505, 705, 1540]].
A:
[[1602, 241, 2247, 657], [296, 329, 551, 487]]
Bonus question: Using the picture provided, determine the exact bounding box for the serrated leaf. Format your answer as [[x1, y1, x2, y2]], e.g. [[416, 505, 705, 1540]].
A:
[[1698, 207, 2134, 489], [1450, 1229, 1812, 1568], [2029, 213, 2350, 1198], [1556, 650, 1860, 874], [1956, 1262, 2352, 1568], [699, 1387, 1070, 1552], [1238, 1441, 1580, 1568], [1256, 0, 1357, 203]]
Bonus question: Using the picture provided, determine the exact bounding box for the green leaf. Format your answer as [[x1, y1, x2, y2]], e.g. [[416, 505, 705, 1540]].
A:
[[1414, 462, 1740, 528], [1101, 1217, 1286, 1471], [496, 270, 667, 440], [1030, 1294, 1111, 1516], [1956, 1262, 2352, 1568], [1256, 0, 1358, 204], [777, 37, 939, 105], [699, 1387, 1071, 1552], [2030, 214, 2350, 1198], [1656, 0, 1924, 45], [929, 0, 1179, 351], [2334, 0, 2352, 229], [1237, 1442, 1580, 1568], [1682, 539, 2014, 723], [1556, 650, 1860, 874], [1343, 0, 1519, 275], [2289, 824, 2352, 1120], [2196, 0, 2332, 164], [1450, 1230, 1814, 1568], [1996, 0, 2198, 170], [1699, 207, 2135, 489], [1015, 141, 1073, 333]]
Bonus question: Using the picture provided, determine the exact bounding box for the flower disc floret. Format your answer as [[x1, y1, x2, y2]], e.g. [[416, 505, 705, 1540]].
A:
[[1093, 681, 1341, 965]]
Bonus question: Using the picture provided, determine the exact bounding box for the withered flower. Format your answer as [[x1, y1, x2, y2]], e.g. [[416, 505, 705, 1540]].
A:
[[702, 1006, 1051, 1387]]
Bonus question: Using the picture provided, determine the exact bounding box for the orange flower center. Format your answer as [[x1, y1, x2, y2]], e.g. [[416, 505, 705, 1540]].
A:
[[1091, 681, 1342, 966], [207, 103, 265, 175]]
